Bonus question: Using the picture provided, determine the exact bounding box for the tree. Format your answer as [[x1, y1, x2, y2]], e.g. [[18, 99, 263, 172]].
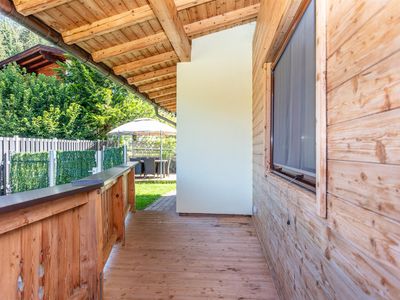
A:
[[0, 17, 175, 141], [0, 16, 49, 60]]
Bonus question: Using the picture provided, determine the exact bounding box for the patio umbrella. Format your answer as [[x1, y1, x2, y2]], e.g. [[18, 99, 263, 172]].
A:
[[108, 118, 176, 175]]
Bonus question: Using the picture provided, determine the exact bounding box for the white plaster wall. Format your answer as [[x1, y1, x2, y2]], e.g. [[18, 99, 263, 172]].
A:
[[176, 23, 255, 215]]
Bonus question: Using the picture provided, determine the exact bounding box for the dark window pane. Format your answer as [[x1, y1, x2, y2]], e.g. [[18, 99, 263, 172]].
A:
[[272, 0, 316, 176]]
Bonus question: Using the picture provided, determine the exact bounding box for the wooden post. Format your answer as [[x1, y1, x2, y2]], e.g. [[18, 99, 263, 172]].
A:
[[128, 169, 136, 213]]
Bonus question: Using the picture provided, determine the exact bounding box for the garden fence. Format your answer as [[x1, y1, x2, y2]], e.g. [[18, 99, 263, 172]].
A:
[[0, 136, 124, 195]]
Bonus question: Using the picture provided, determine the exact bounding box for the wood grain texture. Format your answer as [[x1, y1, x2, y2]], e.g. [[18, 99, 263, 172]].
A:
[[184, 4, 260, 37], [148, 0, 191, 61], [103, 195, 279, 299], [91, 32, 168, 62], [0, 170, 132, 299], [327, 49, 400, 125], [315, 0, 327, 218], [127, 65, 177, 85], [138, 77, 176, 93], [113, 51, 178, 75], [61, 5, 155, 44], [14, 0, 71, 16], [252, 0, 400, 299], [327, 0, 400, 91]]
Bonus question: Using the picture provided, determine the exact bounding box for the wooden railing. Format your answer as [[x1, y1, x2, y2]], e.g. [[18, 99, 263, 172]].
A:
[[0, 163, 136, 299]]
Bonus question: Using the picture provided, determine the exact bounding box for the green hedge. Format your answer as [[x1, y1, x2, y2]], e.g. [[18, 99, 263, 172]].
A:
[[103, 146, 124, 170], [56, 150, 96, 185], [10, 152, 49, 193]]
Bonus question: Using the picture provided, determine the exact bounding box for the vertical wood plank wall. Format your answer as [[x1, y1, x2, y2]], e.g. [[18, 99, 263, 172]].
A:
[[252, 0, 400, 299]]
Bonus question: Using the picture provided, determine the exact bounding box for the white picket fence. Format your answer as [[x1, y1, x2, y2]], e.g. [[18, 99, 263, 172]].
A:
[[0, 136, 121, 195]]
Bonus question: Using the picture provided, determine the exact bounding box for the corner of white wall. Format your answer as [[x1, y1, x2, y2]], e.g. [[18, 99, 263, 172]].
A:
[[176, 23, 255, 215]]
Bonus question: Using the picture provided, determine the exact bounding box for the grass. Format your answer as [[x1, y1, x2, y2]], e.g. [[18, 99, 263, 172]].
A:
[[135, 182, 176, 210]]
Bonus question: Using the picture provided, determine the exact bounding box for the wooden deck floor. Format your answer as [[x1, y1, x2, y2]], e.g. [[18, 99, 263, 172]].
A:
[[103, 193, 278, 300]]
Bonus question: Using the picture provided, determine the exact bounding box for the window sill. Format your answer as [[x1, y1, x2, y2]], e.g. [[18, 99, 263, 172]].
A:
[[264, 169, 316, 202]]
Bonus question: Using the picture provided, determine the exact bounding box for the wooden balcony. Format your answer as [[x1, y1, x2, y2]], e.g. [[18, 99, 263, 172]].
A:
[[0, 165, 277, 299]]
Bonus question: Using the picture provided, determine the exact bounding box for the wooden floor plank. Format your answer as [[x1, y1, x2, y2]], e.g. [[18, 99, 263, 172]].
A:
[[103, 194, 278, 299]]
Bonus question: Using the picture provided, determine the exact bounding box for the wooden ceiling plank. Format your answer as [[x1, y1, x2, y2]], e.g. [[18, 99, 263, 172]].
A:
[[127, 66, 177, 85], [184, 4, 260, 37], [155, 93, 176, 101], [161, 99, 176, 105], [113, 51, 178, 75], [14, 0, 72, 16], [148, 86, 176, 98], [148, 0, 191, 62], [92, 32, 168, 62], [138, 78, 176, 93], [161, 104, 176, 109], [61, 5, 155, 44], [175, 0, 214, 11]]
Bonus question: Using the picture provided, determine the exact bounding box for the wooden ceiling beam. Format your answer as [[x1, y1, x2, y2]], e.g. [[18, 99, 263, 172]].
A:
[[148, 0, 191, 62], [12, 0, 213, 18], [162, 104, 176, 111], [62, 5, 155, 44], [148, 86, 176, 99], [127, 66, 177, 85], [175, 0, 214, 11], [162, 105, 176, 111], [184, 4, 260, 37], [156, 100, 176, 106], [138, 78, 176, 93], [14, 0, 72, 16], [154, 94, 176, 103], [92, 32, 168, 62], [113, 51, 177, 75]]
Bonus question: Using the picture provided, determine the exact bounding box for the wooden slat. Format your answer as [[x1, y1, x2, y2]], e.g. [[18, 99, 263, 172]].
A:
[[0, 193, 88, 235], [154, 94, 176, 103], [113, 51, 177, 75], [327, 108, 400, 164], [328, 159, 400, 221], [148, 0, 191, 62], [62, 5, 155, 44], [0, 230, 21, 300], [327, 49, 400, 125], [327, 0, 400, 91], [92, 32, 168, 62], [184, 4, 260, 37], [263, 63, 272, 172], [175, 0, 214, 11], [138, 78, 176, 93], [315, 0, 327, 218], [128, 170, 136, 213], [112, 177, 124, 243], [127, 66, 177, 85], [148, 86, 176, 98], [14, 0, 72, 16], [103, 196, 278, 299]]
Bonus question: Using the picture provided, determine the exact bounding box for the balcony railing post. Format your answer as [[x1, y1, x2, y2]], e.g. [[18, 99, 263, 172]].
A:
[[123, 144, 127, 164], [48, 150, 57, 187]]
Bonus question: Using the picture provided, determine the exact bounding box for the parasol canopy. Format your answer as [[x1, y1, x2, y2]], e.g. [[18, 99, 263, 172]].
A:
[[108, 118, 176, 136]]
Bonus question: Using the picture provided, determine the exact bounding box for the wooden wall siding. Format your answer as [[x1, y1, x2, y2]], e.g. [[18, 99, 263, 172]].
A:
[[252, 0, 400, 299], [0, 168, 135, 299]]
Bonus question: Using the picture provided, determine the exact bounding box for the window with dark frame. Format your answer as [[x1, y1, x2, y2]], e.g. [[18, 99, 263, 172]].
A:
[[271, 0, 316, 191]]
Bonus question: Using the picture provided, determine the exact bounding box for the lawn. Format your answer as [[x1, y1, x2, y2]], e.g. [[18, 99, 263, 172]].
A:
[[135, 182, 176, 210]]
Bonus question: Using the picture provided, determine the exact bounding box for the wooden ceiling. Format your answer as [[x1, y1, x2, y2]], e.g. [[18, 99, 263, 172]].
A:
[[11, 0, 260, 112]]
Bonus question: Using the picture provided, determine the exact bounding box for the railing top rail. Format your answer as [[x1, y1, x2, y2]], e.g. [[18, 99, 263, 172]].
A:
[[0, 162, 137, 214]]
